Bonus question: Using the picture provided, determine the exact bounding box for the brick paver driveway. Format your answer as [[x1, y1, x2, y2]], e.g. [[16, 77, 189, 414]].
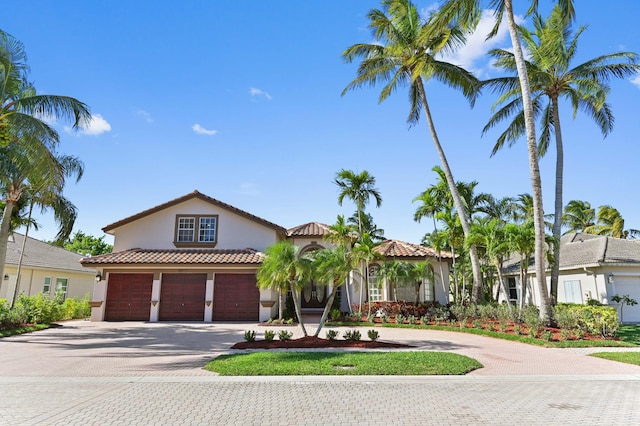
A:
[[1, 320, 639, 425]]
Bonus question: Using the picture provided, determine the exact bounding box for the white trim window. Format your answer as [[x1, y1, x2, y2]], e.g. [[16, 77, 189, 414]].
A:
[[198, 217, 216, 242], [368, 265, 383, 302], [55, 278, 68, 300], [43, 276, 52, 295], [177, 217, 196, 242]]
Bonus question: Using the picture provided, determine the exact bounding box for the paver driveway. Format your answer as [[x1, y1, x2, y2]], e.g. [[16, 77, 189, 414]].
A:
[[1, 320, 639, 425]]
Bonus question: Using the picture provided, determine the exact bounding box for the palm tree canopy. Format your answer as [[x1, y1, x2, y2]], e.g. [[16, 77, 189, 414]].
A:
[[334, 169, 382, 211], [562, 200, 595, 234], [341, 0, 480, 126], [482, 5, 640, 157]]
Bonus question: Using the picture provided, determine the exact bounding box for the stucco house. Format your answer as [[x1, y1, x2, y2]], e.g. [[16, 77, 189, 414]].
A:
[[1, 233, 96, 303], [501, 233, 640, 323], [81, 190, 451, 322]]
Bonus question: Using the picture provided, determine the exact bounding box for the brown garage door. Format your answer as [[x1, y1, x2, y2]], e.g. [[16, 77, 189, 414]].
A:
[[159, 273, 207, 321], [213, 273, 259, 321], [105, 273, 153, 321]]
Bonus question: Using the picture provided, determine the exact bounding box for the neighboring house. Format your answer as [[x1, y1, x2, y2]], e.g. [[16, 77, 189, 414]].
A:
[[502, 233, 640, 323], [81, 190, 452, 322], [1, 233, 96, 303]]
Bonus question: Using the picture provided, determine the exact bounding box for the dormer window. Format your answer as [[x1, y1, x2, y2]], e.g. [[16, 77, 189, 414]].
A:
[[174, 215, 218, 247]]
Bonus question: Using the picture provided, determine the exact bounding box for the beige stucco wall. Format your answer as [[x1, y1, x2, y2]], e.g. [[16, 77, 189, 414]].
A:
[[0, 266, 94, 302], [110, 198, 279, 252]]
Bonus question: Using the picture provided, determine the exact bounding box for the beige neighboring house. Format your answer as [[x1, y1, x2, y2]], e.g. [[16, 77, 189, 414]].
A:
[[1, 233, 96, 303], [81, 190, 452, 322], [502, 233, 640, 323]]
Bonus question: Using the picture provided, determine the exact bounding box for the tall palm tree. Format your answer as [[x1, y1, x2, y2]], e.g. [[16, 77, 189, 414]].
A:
[[334, 169, 382, 236], [341, 0, 486, 305], [483, 5, 640, 305], [0, 30, 91, 280], [324, 215, 358, 312], [334, 169, 382, 308], [562, 200, 596, 234], [435, 0, 577, 323], [256, 241, 311, 335], [347, 211, 385, 242]]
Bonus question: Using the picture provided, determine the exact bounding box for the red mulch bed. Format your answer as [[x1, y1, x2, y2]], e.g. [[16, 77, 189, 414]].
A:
[[231, 336, 414, 350]]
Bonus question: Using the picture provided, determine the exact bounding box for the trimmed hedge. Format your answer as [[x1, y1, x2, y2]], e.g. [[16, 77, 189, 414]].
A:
[[0, 293, 91, 330], [554, 303, 619, 338]]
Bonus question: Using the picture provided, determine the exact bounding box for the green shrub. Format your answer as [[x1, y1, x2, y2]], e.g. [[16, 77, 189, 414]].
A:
[[329, 309, 342, 321], [243, 330, 256, 342], [326, 330, 338, 340], [367, 329, 379, 341], [521, 305, 542, 332], [343, 329, 361, 341], [278, 330, 293, 341], [264, 330, 275, 341], [554, 304, 619, 338]]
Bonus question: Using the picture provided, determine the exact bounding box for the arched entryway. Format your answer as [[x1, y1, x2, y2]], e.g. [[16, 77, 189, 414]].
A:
[[300, 244, 327, 310]]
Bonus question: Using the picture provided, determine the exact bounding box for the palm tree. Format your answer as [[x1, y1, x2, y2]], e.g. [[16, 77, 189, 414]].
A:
[[435, 0, 578, 323], [323, 215, 357, 312], [256, 241, 311, 335], [341, 0, 486, 305], [562, 200, 596, 234], [0, 30, 91, 280], [334, 169, 382, 308], [334, 169, 382, 236], [584, 205, 639, 239], [308, 245, 356, 336], [504, 221, 535, 309], [347, 211, 385, 242], [483, 5, 640, 305], [466, 218, 513, 312]]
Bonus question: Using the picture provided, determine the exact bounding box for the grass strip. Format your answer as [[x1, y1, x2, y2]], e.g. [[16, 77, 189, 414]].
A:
[[589, 352, 640, 366], [0, 324, 50, 338], [205, 351, 482, 376]]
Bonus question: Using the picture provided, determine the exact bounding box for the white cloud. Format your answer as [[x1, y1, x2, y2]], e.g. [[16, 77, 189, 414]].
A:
[[438, 9, 524, 77], [236, 182, 259, 196], [135, 109, 153, 123], [249, 87, 272, 100], [631, 74, 640, 89], [192, 123, 218, 136], [65, 113, 112, 136]]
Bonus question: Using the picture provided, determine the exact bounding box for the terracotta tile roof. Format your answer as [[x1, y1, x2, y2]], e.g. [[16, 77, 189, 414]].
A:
[[287, 222, 332, 237], [102, 190, 286, 236], [80, 248, 265, 266], [375, 239, 454, 259]]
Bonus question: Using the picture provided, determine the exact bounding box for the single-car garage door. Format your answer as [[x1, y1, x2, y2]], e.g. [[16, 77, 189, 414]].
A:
[[213, 273, 259, 321], [159, 273, 207, 321], [105, 273, 153, 321]]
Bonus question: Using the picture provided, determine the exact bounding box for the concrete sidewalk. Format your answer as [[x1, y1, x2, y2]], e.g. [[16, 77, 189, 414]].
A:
[[1, 320, 639, 425]]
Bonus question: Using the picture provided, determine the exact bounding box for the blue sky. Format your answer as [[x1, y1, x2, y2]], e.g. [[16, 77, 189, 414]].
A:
[[3, 1, 640, 246]]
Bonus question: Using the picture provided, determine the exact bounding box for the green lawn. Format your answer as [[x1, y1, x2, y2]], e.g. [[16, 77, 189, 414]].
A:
[[205, 351, 482, 376], [617, 325, 640, 346], [589, 352, 640, 366]]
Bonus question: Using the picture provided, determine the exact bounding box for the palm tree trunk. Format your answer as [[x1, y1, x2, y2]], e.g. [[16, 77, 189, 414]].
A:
[[504, 0, 552, 323], [289, 284, 307, 336], [11, 201, 34, 308], [451, 245, 458, 303], [314, 285, 338, 337], [0, 199, 17, 285], [417, 81, 483, 305], [495, 259, 512, 313], [550, 96, 564, 306], [278, 290, 284, 320], [433, 219, 448, 304]]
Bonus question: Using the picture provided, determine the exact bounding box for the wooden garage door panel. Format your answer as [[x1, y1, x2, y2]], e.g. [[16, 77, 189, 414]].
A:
[[105, 273, 153, 321], [159, 273, 206, 321], [213, 273, 259, 321]]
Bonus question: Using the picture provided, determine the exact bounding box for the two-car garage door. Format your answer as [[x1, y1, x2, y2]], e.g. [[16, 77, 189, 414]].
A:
[[105, 272, 259, 321]]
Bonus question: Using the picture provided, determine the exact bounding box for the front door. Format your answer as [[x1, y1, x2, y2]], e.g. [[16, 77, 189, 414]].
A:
[[301, 280, 326, 309]]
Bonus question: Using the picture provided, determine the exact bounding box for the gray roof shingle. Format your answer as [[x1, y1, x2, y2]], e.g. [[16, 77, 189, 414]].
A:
[[5, 233, 94, 274]]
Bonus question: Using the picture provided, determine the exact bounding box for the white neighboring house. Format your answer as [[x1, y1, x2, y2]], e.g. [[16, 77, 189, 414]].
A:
[[1, 233, 96, 303], [502, 233, 640, 323]]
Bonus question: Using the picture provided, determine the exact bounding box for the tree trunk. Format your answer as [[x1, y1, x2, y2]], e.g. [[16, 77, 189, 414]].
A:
[[314, 285, 338, 337], [504, 0, 552, 324], [278, 289, 284, 320], [417, 81, 483, 305], [550, 96, 564, 306], [11, 202, 34, 308], [433, 219, 448, 302], [495, 259, 512, 313], [289, 283, 307, 336], [0, 199, 17, 284], [451, 245, 458, 303]]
